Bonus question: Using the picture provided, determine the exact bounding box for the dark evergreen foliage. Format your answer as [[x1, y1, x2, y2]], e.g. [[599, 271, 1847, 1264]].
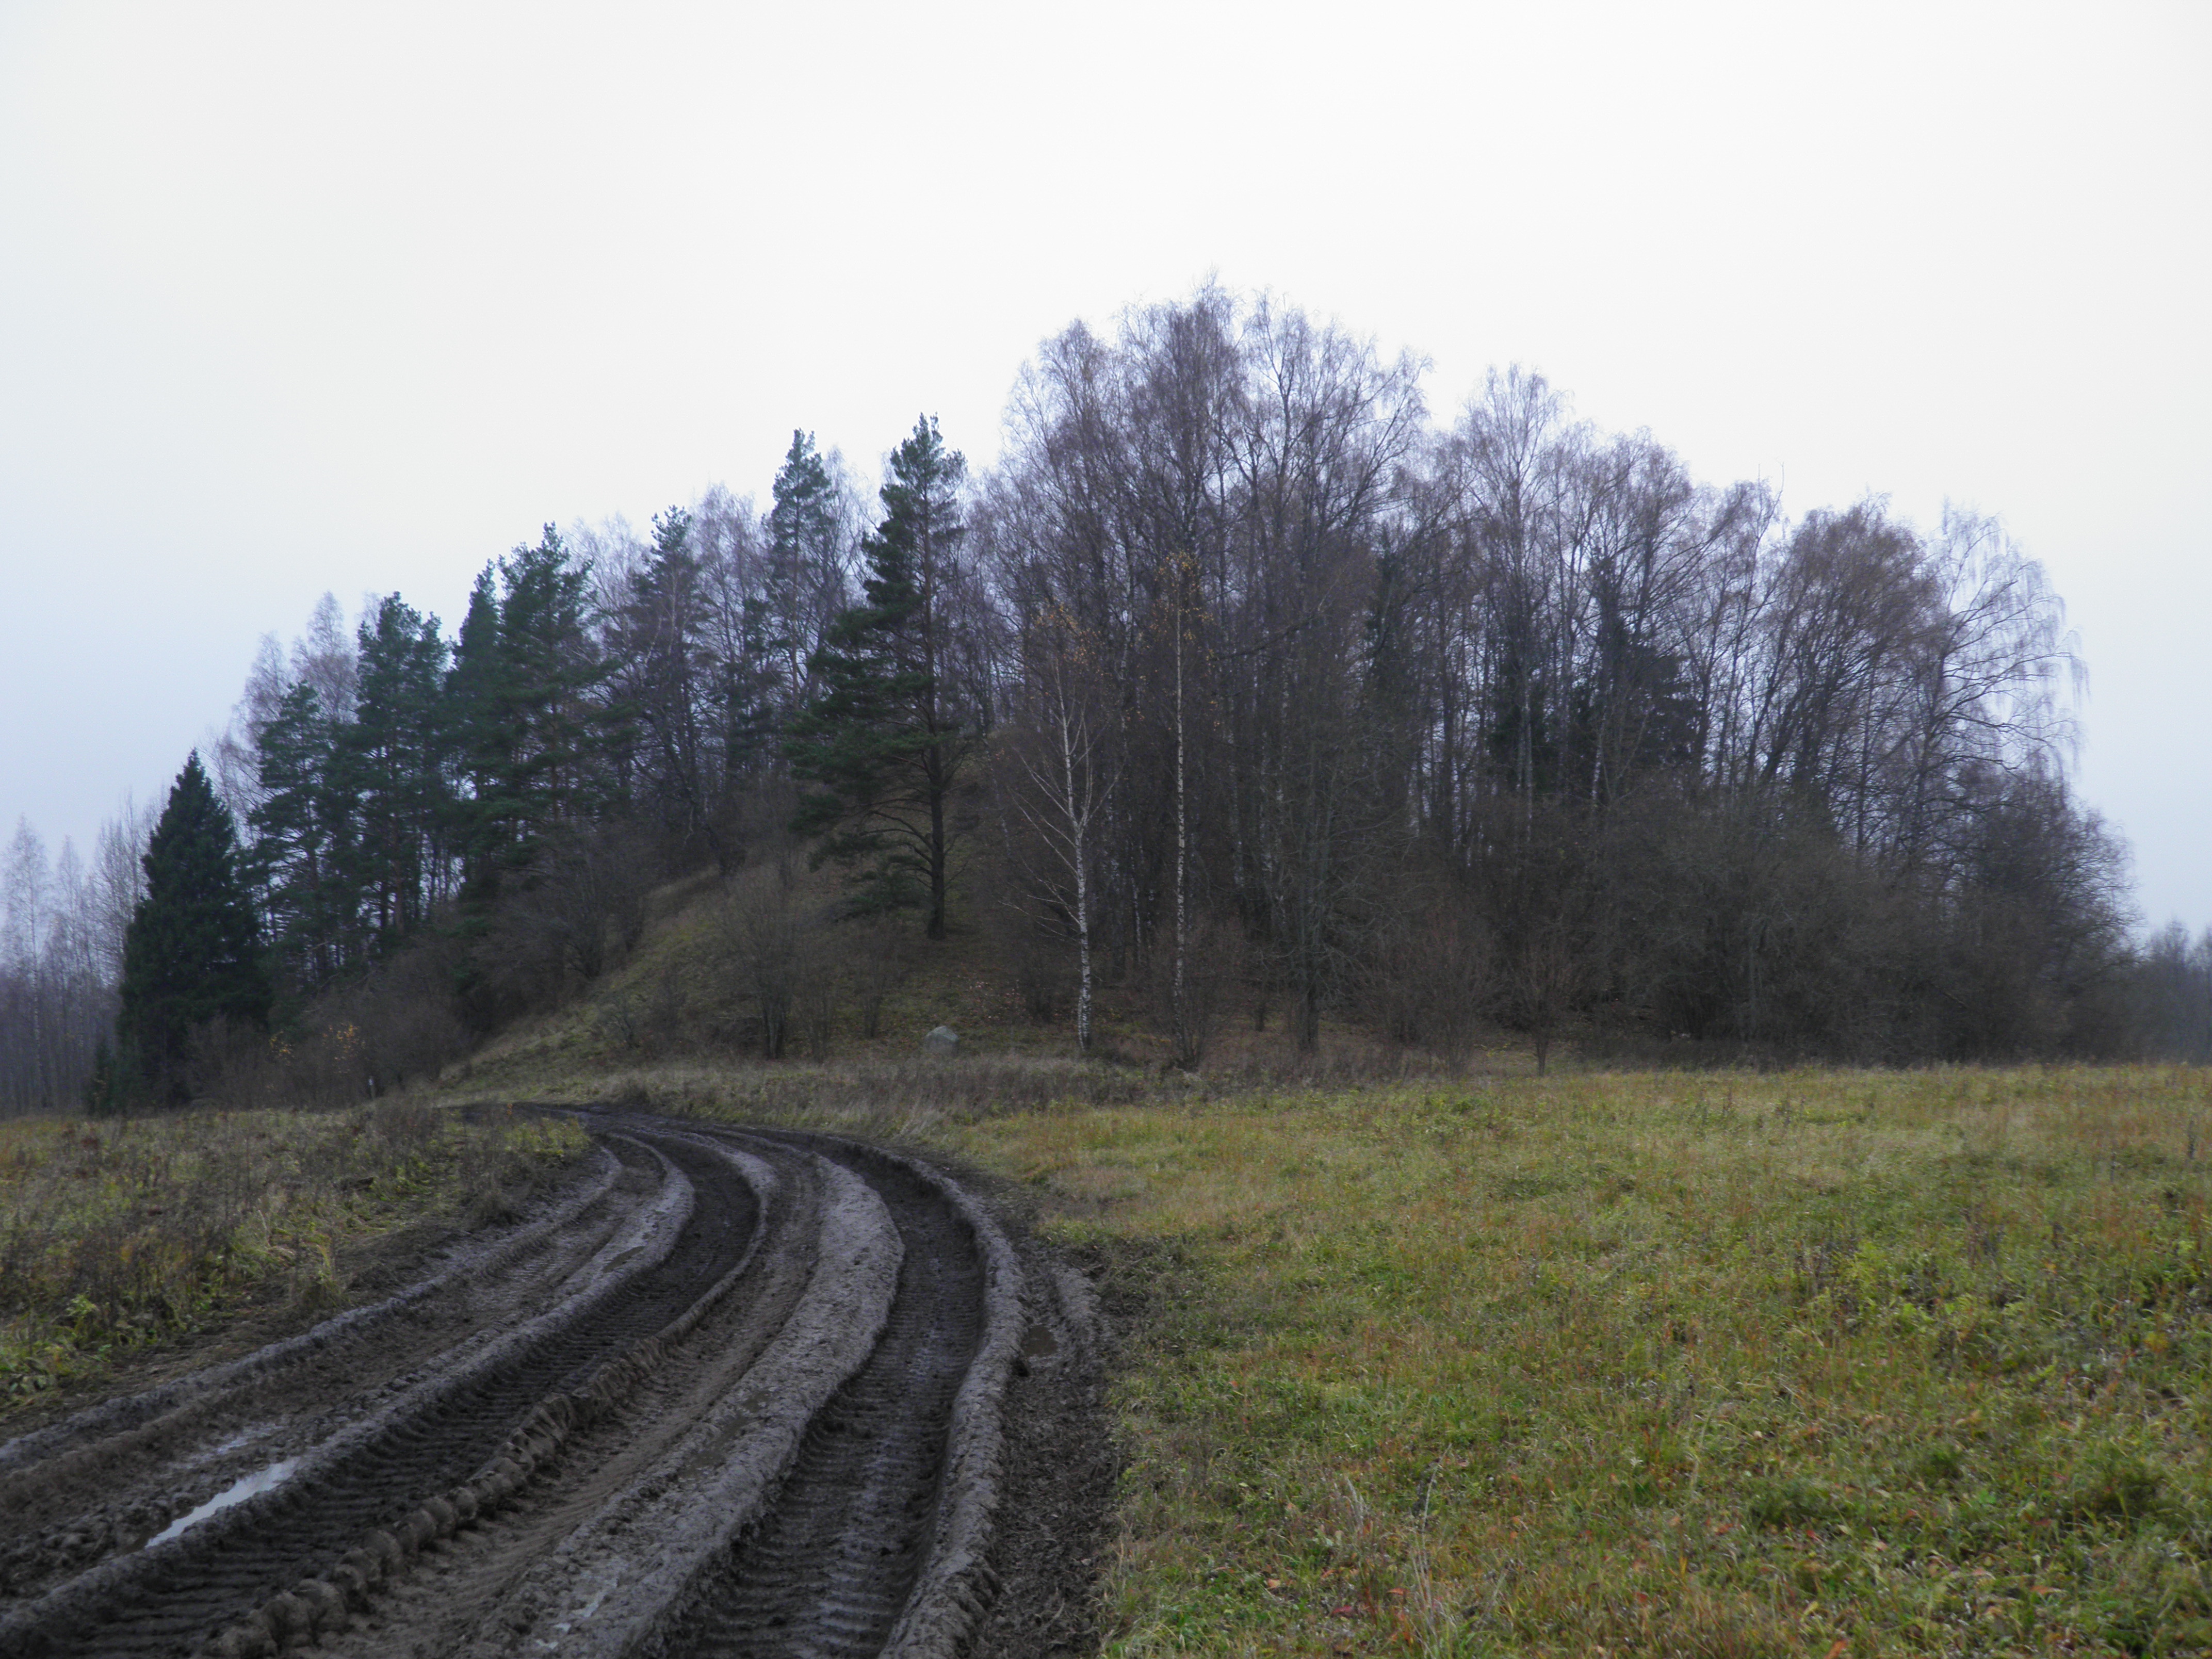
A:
[[787, 416, 977, 938], [613, 507, 726, 867], [118, 753, 271, 1101], [246, 681, 343, 989], [16, 284, 2180, 1117], [766, 430, 845, 712], [80, 1035, 124, 1116], [341, 594, 453, 942], [494, 526, 616, 838], [445, 563, 509, 888]]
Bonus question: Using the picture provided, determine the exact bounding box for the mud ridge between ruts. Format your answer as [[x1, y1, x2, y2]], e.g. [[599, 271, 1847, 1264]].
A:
[[0, 1111, 1091, 1659], [621, 1128, 1026, 1659]]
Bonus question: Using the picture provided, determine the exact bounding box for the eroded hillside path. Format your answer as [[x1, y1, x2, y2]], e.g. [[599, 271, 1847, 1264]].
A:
[[0, 1111, 1106, 1659]]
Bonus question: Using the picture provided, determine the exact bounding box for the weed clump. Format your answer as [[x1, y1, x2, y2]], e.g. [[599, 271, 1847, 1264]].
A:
[[1746, 1477, 1840, 1530]]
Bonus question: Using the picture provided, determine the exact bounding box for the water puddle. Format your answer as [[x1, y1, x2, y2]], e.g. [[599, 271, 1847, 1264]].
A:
[[1020, 1322, 1060, 1361], [184, 1423, 279, 1467], [147, 1457, 300, 1549]]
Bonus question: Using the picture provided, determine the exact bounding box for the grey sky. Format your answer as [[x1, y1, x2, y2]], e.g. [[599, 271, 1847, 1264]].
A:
[[3, 2, 2206, 931]]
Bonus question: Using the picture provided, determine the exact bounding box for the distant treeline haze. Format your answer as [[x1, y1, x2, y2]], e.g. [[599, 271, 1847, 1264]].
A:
[[6, 287, 2209, 1111]]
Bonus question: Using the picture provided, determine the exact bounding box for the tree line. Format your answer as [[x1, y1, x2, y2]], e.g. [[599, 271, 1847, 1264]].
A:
[[5, 285, 2200, 1112], [983, 294, 2140, 1065], [0, 808, 149, 1114], [184, 420, 979, 1033]]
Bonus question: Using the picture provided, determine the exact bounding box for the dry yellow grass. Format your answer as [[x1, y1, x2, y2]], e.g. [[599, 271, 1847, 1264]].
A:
[[0, 1102, 588, 1414], [938, 1066, 2212, 1656]]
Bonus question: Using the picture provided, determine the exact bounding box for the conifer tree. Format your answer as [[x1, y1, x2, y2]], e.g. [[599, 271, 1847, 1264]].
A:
[[445, 563, 510, 892], [246, 681, 344, 990], [718, 596, 788, 784], [616, 507, 722, 864], [766, 431, 846, 708], [118, 753, 271, 1101], [440, 526, 614, 901], [339, 594, 452, 940], [495, 526, 613, 841], [787, 416, 978, 938]]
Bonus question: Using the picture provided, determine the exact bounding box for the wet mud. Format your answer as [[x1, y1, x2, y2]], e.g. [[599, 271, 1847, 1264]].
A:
[[0, 1113, 1107, 1659]]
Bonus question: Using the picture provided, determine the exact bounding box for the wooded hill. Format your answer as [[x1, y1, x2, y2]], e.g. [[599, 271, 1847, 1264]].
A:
[[8, 286, 2209, 1112]]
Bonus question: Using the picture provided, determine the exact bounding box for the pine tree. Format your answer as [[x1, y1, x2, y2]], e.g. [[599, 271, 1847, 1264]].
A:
[[616, 507, 722, 865], [442, 527, 615, 899], [339, 595, 452, 942], [445, 563, 511, 894], [118, 753, 272, 1101], [246, 680, 344, 991], [718, 594, 788, 785], [495, 526, 614, 840], [766, 431, 846, 709], [787, 416, 977, 938]]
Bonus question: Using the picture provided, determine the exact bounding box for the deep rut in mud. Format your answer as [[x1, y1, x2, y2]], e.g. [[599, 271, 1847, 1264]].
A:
[[0, 1113, 1102, 1659], [655, 1147, 984, 1658]]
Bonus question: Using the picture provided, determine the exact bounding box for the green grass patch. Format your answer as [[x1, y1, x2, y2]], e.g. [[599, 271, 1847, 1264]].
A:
[[938, 1066, 2212, 1656], [0, 1102, 588, 1415]]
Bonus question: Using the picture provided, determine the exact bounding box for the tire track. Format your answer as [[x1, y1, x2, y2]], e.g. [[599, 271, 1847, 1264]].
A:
[[0, 1142, 638, 1604], [0, 1138, 627, 1484], [0, 1129, 757, 1657], [647, 1143, 988, 1658], [0, 1110, 1076, 1659]]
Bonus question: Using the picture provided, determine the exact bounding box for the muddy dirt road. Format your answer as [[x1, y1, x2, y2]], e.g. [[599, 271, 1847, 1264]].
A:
[[0, 1113, 1107, 1658]]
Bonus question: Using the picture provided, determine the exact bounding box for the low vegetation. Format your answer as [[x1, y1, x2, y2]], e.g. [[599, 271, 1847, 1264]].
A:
[[0, 1101, 587, 1415], [26, 286, 2212, 1127], [15, 838, 2212, 1655], [922, 1065, 2212, 1656]]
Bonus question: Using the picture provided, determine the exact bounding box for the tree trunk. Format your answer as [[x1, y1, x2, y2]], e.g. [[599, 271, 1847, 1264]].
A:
[[1172, 603, 1188, 1031], [928, 761, 948, 940], [1074, 841, 1093, 1053], [1063, 701, 1095, 1054]]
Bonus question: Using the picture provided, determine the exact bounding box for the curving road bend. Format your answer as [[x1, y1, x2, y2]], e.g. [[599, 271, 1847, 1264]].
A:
[[0, 1112, 1093, 1659]]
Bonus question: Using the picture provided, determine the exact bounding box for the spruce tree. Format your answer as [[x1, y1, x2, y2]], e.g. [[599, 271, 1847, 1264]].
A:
[[82, 1036, 124, 1117], [118, 753, 272, 1101], [786, 416, 977, 938]]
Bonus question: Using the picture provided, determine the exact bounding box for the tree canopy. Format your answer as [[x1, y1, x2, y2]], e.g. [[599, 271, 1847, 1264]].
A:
[[787, 415, 980, 938], [118, 752, 270, 1100], [6, 284, 2186, 1118]]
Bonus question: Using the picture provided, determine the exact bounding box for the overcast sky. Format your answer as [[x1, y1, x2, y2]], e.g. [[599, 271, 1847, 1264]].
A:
[[2, 1, 2205, 930]]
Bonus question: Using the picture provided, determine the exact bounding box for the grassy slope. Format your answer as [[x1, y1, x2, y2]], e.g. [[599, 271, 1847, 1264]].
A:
[[443, 857, 1456, 1098]]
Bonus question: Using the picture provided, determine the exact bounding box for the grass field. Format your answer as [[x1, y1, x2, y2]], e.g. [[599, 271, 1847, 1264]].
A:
[[0, 1101, 587, 1415], [929, 1066, 2212, 1657], [20, 1023, 2208, 1652]]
